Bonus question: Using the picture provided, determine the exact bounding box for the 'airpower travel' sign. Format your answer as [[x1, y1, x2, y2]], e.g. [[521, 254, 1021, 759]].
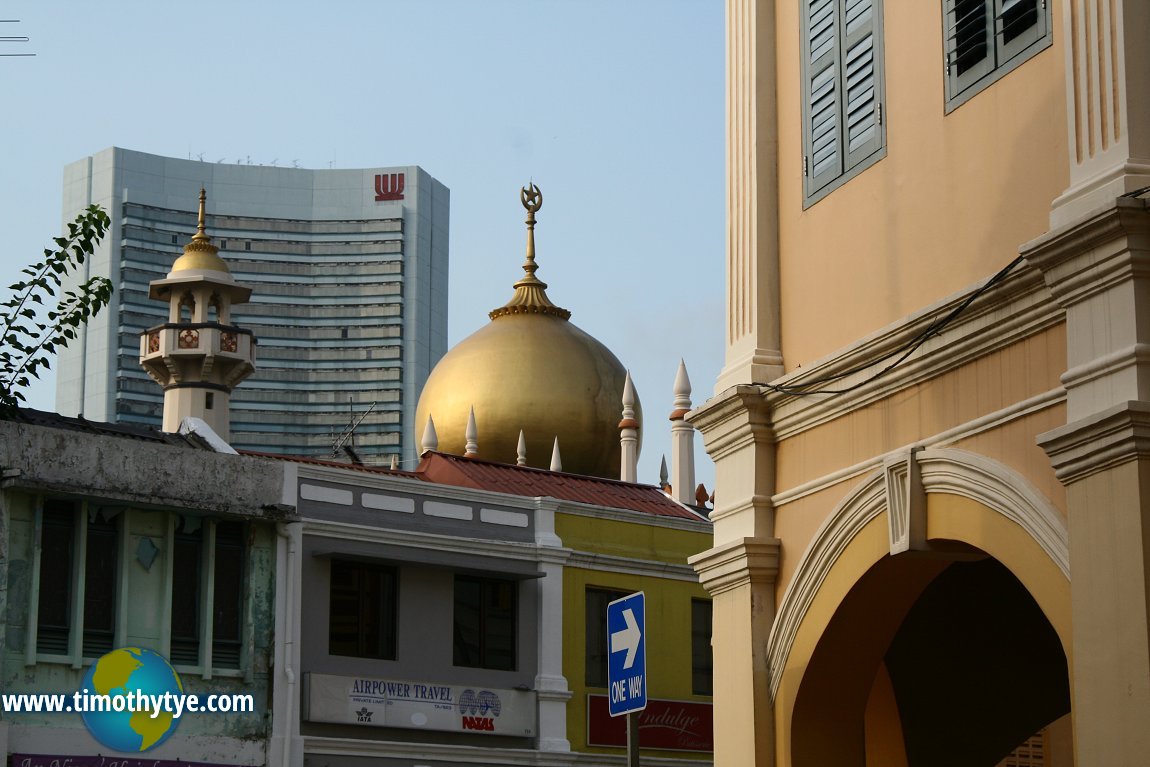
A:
[[304, 673, 536, 737]]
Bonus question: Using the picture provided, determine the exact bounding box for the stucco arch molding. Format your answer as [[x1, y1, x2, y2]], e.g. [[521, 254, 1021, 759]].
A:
[[766, 447, 1069, 700]]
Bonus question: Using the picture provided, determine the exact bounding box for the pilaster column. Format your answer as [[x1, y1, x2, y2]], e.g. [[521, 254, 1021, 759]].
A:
[[1051, 0, 1150, 226], [1038, 404, 1150, 764], [689, 386, 776, 542], [716, 0, 784, 393], [689, 539, 780, 767], [688, 385, 778, 767], [534, 499, 573, 752], [1026, 199, 1150, 764]]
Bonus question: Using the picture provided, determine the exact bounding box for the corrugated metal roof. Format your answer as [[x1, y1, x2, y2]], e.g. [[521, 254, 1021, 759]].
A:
[[414, 452, 709, 521]]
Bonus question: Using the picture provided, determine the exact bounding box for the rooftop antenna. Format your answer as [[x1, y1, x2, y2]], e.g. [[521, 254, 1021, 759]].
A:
[[331, 397, 376, 458]]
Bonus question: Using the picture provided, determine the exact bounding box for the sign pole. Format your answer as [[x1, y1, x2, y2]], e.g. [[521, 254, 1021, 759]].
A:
[[607, 591, 647, 765], [627, 710, 640, 766]]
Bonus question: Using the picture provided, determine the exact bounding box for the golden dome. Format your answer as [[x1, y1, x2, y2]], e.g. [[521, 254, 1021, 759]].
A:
[[414, 184, 641, 479], [170, 188, 231, 275]]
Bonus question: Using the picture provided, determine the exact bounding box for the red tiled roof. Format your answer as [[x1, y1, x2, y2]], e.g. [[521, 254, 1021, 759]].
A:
[[413, 451, 708, 521]]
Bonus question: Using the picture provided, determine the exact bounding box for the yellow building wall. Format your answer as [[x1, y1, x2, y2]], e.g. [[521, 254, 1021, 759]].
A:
[[773, 1, 1069, 367], [555, 512, 712, 759]]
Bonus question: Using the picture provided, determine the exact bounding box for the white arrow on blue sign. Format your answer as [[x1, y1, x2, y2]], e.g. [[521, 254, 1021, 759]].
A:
[[606, 591, 647, 717]]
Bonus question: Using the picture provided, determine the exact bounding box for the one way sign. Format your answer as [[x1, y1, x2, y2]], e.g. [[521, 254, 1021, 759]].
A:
[[606, 591, 647, 717]]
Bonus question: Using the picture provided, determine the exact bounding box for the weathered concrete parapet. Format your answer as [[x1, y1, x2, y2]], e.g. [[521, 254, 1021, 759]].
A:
[[0, 420, 295, 519]]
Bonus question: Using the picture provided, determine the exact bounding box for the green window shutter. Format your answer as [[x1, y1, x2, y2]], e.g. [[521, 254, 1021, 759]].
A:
[[805, 0, 843, 196], [843, 0, 883, 171]]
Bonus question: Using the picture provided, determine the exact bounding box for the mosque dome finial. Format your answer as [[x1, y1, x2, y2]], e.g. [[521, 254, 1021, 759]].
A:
[[169, 187, 231, 275]]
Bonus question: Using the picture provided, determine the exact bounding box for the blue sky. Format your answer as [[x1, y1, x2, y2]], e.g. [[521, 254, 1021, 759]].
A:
[[1, 1, 725, 491]]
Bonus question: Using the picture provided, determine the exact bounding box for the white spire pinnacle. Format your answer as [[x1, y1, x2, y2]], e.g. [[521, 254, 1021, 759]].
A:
[[421, 414, 439, 454], [619, 370, 639, 483], [465, 406, 478, 457], [550, 437, 563, 472], [673, 358, 692, 410], [622, 370, 636, 417], [517, 430, 528, 466], [670, 359, 696, 505]]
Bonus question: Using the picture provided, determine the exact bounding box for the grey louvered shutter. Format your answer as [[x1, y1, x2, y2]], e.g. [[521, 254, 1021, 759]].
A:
[[842, 0, 883, 171], [946, 0, 995, 99], [996, 0, 1046, 65], [805, 0, 842, 196]]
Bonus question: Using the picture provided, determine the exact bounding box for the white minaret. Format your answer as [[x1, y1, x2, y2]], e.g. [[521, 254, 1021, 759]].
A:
[[619, 370, 639, 482], [140, 189, 255, 441], [669, 359, 696, 504]]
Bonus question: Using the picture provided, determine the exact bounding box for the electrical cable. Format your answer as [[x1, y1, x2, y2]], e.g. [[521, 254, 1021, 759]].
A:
[[756, 254, 1026, 397]]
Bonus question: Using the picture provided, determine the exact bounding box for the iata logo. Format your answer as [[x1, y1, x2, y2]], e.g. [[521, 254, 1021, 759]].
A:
[[459, 689, 501, 732], [355, 706, 374, 723], [375, 172, 405, 201]]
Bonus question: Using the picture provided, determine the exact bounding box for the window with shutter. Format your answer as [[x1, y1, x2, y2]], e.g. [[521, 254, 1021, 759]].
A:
[[802, 0, 886, 205], [943, 0, 1051, 110]]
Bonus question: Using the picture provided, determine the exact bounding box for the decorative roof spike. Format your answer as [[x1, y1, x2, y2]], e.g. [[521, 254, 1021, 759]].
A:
[[489, 183, 571, 321], [516, 430, 528, 466], [421, 414, 439, 454], [659, 455, 669, 487], [464, 406, 478, 458], [670, 358, 692, 419], [550, 436, 563, 472]]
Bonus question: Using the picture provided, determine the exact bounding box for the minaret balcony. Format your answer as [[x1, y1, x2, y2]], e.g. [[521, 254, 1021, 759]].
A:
[[139, 323, 257, 388]]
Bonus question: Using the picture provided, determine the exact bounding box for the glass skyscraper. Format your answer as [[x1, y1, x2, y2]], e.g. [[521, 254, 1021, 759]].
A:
[[56, 147, 449, 468]]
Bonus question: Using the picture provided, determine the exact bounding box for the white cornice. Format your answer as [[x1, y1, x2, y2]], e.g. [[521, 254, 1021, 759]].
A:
[[555, 502, 712, 533], [1039, 400, 1150, 484], [689, 537, 781, 596], [566, 551, 704, 582], [303, 517, 567, 564]]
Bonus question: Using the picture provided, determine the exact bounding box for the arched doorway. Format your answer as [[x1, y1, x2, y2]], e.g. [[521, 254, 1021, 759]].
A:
[[771, 450, 1072, 767], [791, 548, 1070, 766]]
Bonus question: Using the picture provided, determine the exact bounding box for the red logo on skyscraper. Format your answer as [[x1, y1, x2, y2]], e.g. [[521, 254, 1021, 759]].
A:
[[375, 173, 405, 201]]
